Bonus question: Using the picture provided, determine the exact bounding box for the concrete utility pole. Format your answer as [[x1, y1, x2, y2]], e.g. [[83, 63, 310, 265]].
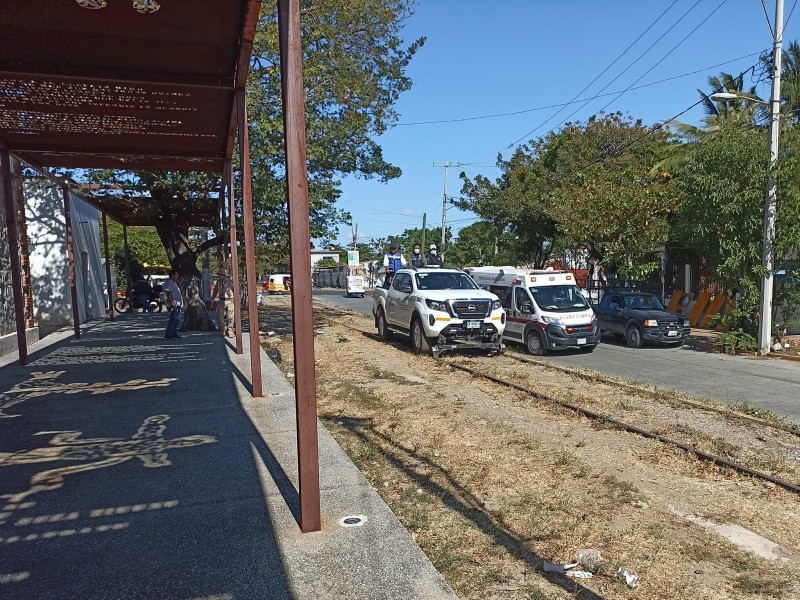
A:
[[758, 0, 784, 355], [421, 212, 426, 251], [433, 162, 460, 254]]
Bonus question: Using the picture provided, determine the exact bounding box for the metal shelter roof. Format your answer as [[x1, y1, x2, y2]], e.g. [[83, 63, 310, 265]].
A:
[[0, 0, 260, 174]]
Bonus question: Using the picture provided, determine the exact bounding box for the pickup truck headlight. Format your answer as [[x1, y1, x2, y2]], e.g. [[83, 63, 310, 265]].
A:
[[643, 319, 659, 327], [542, 316, 562, 325], [491, 300, 502, 311], [426, 299, 447, 312]]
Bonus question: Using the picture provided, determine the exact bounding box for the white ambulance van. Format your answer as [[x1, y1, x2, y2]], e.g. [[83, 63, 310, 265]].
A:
[[468, 267, 600, 355]]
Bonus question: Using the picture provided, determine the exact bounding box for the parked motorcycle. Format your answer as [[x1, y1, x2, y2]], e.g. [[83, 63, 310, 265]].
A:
[[114, 286, 164, 314]]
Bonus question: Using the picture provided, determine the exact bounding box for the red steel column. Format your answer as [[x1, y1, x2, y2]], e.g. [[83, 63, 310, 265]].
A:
[[227, 159, 243, 354], [102, 212, 114, 321], [236, 90, 262, 395], [1, 149, 28, 365], [62, 186, 81, 338], [278, 0, 321, 533]]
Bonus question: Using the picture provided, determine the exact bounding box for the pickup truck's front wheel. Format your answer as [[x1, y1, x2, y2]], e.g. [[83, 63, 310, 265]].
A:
[[377, 308, 393, 341], [411, 318, 433, 355], [625, 325, 644, 348]]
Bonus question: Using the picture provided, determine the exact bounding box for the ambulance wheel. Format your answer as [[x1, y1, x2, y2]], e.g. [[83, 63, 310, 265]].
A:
[[411, 318, 433, 355], [525, 330, 547, 356], [377, 308, 393, 341]]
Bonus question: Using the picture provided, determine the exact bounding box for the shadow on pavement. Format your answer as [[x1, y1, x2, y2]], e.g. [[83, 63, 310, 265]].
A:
[[0, 314, 295, 600]]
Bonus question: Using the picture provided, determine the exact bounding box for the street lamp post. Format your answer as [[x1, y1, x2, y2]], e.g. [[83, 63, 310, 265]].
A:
[[709, 0, 783, 355]]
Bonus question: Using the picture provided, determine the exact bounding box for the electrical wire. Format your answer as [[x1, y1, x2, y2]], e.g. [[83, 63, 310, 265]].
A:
[[395, 52, 762, 127], [462, 0, 703, 165], [592, 0, 730, 117]]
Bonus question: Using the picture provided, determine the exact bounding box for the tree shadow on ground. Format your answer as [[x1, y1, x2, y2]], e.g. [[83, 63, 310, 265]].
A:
[[0, 317, 296, 600]]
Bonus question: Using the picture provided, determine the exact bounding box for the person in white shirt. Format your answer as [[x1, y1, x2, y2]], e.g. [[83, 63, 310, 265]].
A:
[[162, 270, 183, 339]]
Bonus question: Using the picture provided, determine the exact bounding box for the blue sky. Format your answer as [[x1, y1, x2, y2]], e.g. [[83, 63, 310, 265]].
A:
[[333, 0, 800, 248]]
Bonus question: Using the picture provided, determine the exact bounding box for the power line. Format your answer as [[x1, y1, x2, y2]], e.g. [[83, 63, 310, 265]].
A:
[[395, 52, 763, 127], [592, 0, 731, 117], [462, 0, 703, 165]]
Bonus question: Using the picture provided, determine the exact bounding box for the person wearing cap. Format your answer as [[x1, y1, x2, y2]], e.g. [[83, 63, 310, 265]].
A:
[[410, 243, 425, 268], [214, 267, 235, 337], [383, 243, 407, 275], [426, 244, 443, 267]]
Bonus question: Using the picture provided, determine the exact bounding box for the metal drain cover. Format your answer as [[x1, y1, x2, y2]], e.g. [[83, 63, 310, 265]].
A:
[[338, 515, 367, 528]]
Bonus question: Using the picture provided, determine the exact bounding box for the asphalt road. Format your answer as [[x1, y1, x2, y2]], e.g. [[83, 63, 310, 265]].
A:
[[313, 289, 800, 422]]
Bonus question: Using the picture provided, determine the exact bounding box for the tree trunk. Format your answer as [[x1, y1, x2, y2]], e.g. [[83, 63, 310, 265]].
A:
[[150, 188, 216, 332]]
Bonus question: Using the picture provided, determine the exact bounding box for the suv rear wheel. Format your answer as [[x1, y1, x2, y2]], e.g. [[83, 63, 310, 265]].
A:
[[411, 318, 433, 355], [526, 329, 546, 356], [377, 308, 393, 341]]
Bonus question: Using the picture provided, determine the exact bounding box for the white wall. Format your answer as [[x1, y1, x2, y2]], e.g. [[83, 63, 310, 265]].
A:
[[25, 182, 105, 334]]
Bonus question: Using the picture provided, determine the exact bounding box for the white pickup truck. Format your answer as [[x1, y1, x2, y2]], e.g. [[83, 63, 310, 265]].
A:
[[372, 267, 506, 357]]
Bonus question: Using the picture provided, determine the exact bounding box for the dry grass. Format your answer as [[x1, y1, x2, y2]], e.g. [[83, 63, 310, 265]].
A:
[[262, 297, 800, 599]]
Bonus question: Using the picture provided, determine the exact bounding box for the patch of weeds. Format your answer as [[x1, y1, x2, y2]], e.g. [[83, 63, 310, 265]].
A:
[[672, 423, 710, 441], [517, 585, 550, 600], [602, 475, 639, 503], [710, 437, 740, 459], [333, 382, 384, 410], [733, 401, 777, 420], [646, 521, 666, 539], [616, 398, 639, 412], [336, 335, 349, 343], [431, 548, 464, 572], [733, 574, 790, 595], [364, 366, 424, 386], [730, 557, 755, 573]]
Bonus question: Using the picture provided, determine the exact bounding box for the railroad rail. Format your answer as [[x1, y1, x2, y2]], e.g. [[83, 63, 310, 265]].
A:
[[450, 362, 800, 496]]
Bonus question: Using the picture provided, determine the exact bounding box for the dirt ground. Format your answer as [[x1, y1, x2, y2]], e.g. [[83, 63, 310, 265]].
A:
[[260, 296, 800, 599]]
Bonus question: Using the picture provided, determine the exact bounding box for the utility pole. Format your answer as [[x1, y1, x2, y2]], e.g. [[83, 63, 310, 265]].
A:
[[421, 212, 427, 251], [433, 161, 461, 254], [758, 0, 784, 355]]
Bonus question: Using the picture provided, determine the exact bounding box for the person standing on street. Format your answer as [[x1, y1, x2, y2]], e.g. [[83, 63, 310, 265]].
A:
[[426, 244, 443, 267], [163, 270, 183, 339], [410, 243, 425, 268]]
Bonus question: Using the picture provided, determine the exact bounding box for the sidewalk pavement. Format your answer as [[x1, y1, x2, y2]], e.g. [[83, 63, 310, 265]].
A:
[[0, 314, 456, 600]]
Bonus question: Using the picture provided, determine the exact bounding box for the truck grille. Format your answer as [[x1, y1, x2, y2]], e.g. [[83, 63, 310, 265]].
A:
[[451, 300, 490, 319]]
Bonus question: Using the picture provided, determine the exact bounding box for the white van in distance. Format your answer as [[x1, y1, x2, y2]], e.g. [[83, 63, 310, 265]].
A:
[[467, 267, 600, 355]]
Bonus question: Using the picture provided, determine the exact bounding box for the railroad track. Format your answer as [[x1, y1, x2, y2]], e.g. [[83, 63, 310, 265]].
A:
[[323, 313, 800, 496]]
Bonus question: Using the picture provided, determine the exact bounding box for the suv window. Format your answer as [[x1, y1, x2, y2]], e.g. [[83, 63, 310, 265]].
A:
[[391, 272, 411, 292], [415, 272, 478, 290]]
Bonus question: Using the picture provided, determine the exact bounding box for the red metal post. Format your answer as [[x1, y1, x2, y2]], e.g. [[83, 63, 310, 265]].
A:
[[236, 90, 262, 395], [102, 212, 114, 321], [226, 159, 243, 355], [1, 149, 28, 365], [278, 0, 321, 533], [62, 186, 81, 338]]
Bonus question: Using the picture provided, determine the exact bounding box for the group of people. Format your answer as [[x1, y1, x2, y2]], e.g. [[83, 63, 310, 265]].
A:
[[383, 242, 443, 273]]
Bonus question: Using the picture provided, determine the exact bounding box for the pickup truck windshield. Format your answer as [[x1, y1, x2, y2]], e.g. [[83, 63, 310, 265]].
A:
[[530, 285, 589, 312], [623, 294, 664, 310], [416, 272, 479, 290]]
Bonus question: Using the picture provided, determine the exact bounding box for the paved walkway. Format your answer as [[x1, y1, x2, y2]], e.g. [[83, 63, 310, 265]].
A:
[[0, 314, 455, 600]]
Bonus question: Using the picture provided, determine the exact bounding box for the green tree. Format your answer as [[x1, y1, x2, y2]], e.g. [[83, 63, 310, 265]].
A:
[[83, 0, 423, 328]]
